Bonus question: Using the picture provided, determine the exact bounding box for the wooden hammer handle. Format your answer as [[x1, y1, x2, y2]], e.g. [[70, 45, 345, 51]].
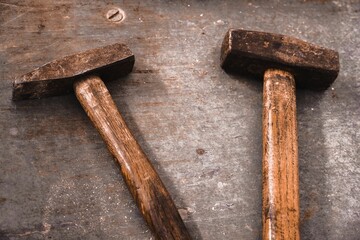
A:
[[74, 76, 191, 240], [262, 69, 300, 240]]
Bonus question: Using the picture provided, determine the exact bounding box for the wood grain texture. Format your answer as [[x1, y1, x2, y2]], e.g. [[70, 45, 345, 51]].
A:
[[1, 1, 358, 239], [262, 69, 300, 240], [74, 76, 191, 240]]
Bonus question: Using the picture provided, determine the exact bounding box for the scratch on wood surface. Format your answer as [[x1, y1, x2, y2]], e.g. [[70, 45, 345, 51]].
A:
[[31, 40, 61, 53], [5, 223, 51, 237], [0, 2, 23, 8], [1, 11, 28, 27], [191, 214, 240, 224]]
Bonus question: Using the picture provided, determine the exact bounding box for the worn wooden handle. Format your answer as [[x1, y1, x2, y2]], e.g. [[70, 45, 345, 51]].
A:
[[262, 69, 300, 240], [74, 76, 191, 240]]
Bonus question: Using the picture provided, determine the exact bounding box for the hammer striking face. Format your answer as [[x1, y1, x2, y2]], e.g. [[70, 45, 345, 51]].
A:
[[13, 43, 134, 100], [221, 29, 339, 89]]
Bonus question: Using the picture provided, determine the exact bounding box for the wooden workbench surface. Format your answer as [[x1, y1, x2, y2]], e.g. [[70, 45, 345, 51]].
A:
[[1, 1, 359, 239]]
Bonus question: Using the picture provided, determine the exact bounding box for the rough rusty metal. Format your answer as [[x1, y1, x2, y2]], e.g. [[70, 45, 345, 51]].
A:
[[221, 29, 340, 90], [12, 43, 134, 100]]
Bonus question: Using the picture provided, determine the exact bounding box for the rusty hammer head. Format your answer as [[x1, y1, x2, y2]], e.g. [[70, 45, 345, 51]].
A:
[[13, 43, 134, 100], [221, 29, 339, 90]]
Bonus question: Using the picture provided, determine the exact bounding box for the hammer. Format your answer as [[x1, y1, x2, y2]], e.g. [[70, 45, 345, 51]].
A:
[[13, 43, 191, 240], [221, 29, 339, 239]]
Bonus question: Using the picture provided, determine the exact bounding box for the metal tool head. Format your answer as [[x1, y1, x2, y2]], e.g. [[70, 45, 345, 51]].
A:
[[221, 29, 340, 90], [13, 43, 134, 100]]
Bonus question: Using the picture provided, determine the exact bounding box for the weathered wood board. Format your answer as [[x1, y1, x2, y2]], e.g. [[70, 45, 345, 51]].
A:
[[1, 1, 359, 239]]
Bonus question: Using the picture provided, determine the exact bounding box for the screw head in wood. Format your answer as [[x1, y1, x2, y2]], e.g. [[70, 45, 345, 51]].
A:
[[106, 8, 125, 23]]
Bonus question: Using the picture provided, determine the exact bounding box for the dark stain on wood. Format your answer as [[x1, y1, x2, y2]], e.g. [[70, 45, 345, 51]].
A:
[[196, 148, 205, 155], [301, 207, 316, 223], [37, 23, 45, 33], [133, 69, 159, 74], [0, 197, 7, 205]]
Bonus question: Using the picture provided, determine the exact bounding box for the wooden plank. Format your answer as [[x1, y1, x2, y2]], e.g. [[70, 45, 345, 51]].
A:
[[1, 1, 359, 239]]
